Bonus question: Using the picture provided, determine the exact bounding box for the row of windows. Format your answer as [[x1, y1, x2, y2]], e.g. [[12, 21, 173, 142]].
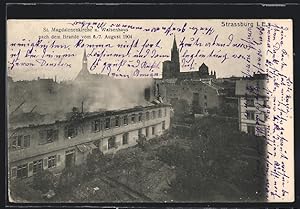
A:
[[40, 129, 59, 144], [12, 129, 60, 150], [11, 129, 60, 150], [107, 121, 166, 150], [91, 108, 167, 133], [245, 98, 268, 108], [11, 108, 168, 148], [11, 135, 30, 150], [245, 111, 267, 121], [11, 121, 167, 179], [11, 155, 59, 179], [106, 132, 129, 149]]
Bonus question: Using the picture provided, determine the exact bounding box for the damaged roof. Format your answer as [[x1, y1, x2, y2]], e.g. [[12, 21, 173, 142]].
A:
[[9, 102, 171, 130]]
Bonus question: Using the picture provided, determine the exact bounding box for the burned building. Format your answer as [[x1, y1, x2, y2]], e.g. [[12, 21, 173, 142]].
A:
[[8, 50, 156, 118], [9, 103, 171, 180], [8, 48, 168, 181]]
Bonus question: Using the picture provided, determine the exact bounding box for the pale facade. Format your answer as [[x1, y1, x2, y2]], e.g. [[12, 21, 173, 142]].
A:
[[238, 97, 268, 136], [8, 104, 171, 180], [235, 75, 268, 136]]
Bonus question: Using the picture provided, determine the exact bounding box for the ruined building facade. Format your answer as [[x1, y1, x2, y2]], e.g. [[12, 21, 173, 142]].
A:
[[8, 49, 171, 181], [9, 104, 171, 180]]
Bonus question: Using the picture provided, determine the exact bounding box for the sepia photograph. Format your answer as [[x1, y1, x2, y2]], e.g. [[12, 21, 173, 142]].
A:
[[6, 19, 294, 203]]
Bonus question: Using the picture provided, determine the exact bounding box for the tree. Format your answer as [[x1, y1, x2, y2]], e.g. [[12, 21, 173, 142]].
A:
[[161, 116, 266, 201], [156, 143, 185, 166]]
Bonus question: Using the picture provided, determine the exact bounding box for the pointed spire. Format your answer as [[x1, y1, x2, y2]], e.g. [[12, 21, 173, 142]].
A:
[[172, 35, 178, 52], [83, 48, 87, 62]]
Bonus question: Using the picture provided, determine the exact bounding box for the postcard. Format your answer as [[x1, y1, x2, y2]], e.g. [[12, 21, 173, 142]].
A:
[[7, 19, 294, 203]]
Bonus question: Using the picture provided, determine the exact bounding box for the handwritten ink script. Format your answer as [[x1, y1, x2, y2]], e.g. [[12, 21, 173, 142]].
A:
[[7, 19, 294, 202], [262, 21, 293, 201]]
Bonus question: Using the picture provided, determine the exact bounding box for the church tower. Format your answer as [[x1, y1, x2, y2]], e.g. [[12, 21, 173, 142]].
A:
[[171, 36, 180, 75], [75, 49, 91, 81]]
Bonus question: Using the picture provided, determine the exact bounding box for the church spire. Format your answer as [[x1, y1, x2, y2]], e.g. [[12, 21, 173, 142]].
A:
[[170, 35, 180, 76], [75, 49, 89, 81], [172, 35, 178, 52], [83, 48, 87, 62], [82, 48, 88, 70]]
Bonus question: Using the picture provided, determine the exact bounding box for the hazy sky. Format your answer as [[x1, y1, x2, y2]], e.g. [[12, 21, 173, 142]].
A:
[[7, 19, 292, 81]]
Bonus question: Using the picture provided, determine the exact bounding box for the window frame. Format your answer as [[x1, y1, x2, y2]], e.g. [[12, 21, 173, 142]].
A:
[[246, 111, 255, 120], [138, 113, 143, 122], [105, 117, 111, 129], [48, 155, 57, 169], [11, 135, 31, 150], [131, 114, 136, 123], [46, 129, 58, 143], [122, 133, 129, 145], [23, 135, 30, 148], [92, 119, 101, 132], [123, 115, 128, 125], [32, 159, 43, 175], [17, 164, 28, 179], [65, 126, 78, 139], [152, 126, 155, 135], [115, 116, 120, 127], [108, 136, 116, 149], [246, 98, 255, 107]]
